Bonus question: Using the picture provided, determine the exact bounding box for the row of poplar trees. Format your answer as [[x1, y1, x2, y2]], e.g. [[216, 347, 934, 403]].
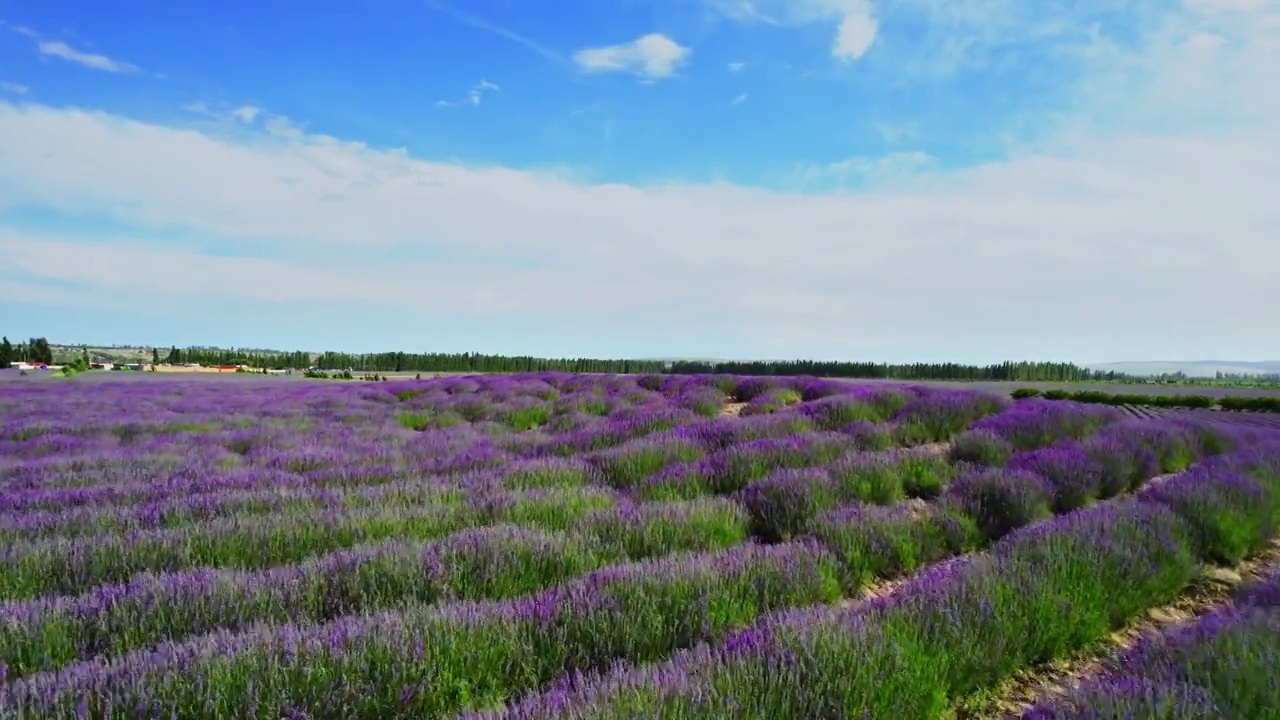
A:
[[0, 337, 53, 366], [7, 338, 1118, 382]]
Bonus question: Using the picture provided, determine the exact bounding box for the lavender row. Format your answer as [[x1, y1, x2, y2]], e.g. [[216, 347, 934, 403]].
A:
[[735, 450, 955, 542], [951, 410, 1225, 472], [0, 423, 537, 512], [0, 484, 650, 601], [0, 374, 1003, 458], [544, 389, 996, 498], [962, 397, 1123, 451], [0, 456, 608, 541], [472, 440, 1280, 719], [738, 427, 1207, 596], [739, 418, 1227, 547], [1023, 569, 1280, 719], [0, 477, 474, 542], [0, 540, 843, 719], [0, 394, 1015, 536], [0, 396, 970, 516], [0, 497, 748, 678], [806, 431, 1204, 595]]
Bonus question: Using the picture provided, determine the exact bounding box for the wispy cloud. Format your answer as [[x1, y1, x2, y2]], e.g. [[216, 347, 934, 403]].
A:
[[727, 61, 746, 71], [435, 79, 501, 108], [875, 121, 921, 145], [10, 26, 141, 73], [230, 105, 262, 123], [181, 101, 264, 124], [706, 0, 878, 60], [574, 34, 691, 80], [37, 41, 140, 72], [730, 93, 748, 105], [179, 101, 306, 139], [424, 0, 563, 63], [0, 81, 28, 95]]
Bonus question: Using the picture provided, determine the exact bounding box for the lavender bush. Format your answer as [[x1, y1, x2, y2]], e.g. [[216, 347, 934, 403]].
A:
[[949, 428, 1014, 467], [941, 467, 1055, 541]]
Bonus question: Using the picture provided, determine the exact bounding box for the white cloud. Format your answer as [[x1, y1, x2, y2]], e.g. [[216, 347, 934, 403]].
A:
[[789, 150, 939, 189], [730, 93, 748, 105], [35, 40, 140, 73], [727, 62, 746, 71], [706, 0, 878, 59], [8, 25, 141, 73], [831, 1, 878, 59], [230, 105, 262, 123], [1, 1, 1278, 359], [0, 82, 28, 95], [573, 34, 691, 80], [1186, 0, 1267, 13], [875, 121, 920, 144], [435, 79, 502, 108]]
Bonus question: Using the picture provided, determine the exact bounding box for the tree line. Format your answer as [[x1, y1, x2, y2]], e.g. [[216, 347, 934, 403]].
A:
[[163, 347, 669, 375], [6, 337, 1137, 383], [666, 359, 1121, 382], [0, 337, 54, 366], [162, 347, 1121, 381], [2, 335, 1162, 381]]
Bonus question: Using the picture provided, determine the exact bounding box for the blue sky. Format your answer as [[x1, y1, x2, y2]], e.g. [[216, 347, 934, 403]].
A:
[[1, 0, 1278, 363]]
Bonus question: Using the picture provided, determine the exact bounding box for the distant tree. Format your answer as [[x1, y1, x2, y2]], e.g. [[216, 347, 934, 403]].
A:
[[29, 338, 53, 364], [164, 346, 183, 364], [80, 346, 90, 368], [152, 348, 161, 365], [0, 336, 11, 366]]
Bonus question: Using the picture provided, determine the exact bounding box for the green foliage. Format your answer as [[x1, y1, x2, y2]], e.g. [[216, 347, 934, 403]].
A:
[[670, 359, 1120, 383], [396, 411, 434, 431], [1219, 396, 1280, 412], [1022, 387, 1273, 412]]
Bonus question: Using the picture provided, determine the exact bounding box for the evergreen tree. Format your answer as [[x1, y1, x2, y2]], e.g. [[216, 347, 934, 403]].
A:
[[152, 348, 161, 365], [0, 336, 11, 366]]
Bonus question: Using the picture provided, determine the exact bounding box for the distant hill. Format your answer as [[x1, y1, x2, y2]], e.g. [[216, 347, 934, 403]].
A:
[[1086, 360, 1280, 378]]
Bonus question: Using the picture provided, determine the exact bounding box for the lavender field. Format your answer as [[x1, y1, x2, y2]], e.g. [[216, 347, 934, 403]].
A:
[[0, 372, 1278, 718]]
